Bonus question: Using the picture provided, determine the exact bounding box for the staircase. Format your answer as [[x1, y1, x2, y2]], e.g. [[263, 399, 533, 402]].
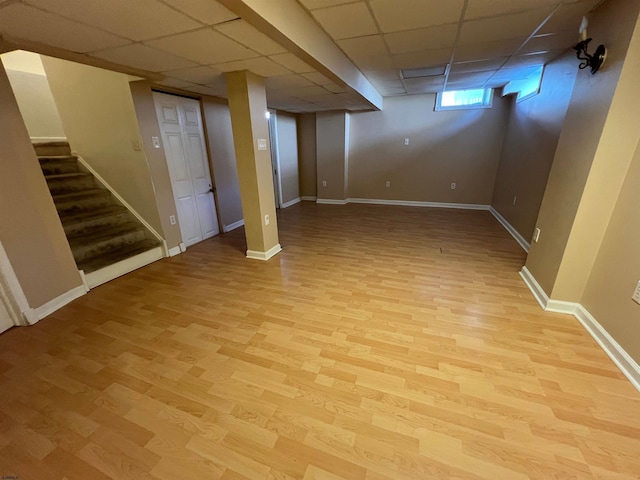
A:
[[35, 141, 163, 277]]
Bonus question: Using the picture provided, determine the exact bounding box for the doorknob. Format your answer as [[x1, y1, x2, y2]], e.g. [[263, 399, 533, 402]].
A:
[[209, 186, 215, 193]]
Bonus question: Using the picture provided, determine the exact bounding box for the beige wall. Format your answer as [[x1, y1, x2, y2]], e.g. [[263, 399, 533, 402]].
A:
[[42, 56, 165, 236], [0, 63, 81, 307], [4, 69, 66, 139], [316, 111, 349, 201], [492, 53, 577, 242], [297, 113, 317, 198], [129, 81, 182, 250], [525, 0, 640, 296], [581, 139, 640, 361], [348, 94, 509, 204], [202, 97, 244, 230], [275, 112, 300, 205]]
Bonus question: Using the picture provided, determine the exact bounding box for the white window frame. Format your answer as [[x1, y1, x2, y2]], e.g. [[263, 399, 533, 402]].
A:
[[435, 88, 494, 111]]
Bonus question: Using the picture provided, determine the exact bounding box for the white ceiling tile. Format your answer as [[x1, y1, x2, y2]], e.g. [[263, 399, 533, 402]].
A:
[[269, 53, 315, 73], [161, 65, 223, 84], [465, 0, 559, 20], [265, 74, 316, 90], [503, 52, 557, 68], [0, 4, 130, 53], [403, 76, 445, 94], [447, 71, 495, 85], [155, 77, 197, 89], [161, 0, 238, 25], [146, 28, 259, 65], [92, 44, 197, 72], [352, 54, 395, 70], [290, 85, 331, 98], [538, 1, 601, 34], [370, 0, 464, 33], [323, 83, 348, 93], [450, 57, 508, 74], [458, 8, 552, 45], [364, 69, 402, 81], [186, 84, 227, 97], [298, 0, 356, 9], [312, 3, 378, 40], [393, 48, 453, 69], [213, 57, 291, 77], [301, 72, 334, 85], [24, 0, 201, 41], [385, 24, 459, 54], [215, 20, 287, 56], [453, 37, 525, 62], [491, 65, 545, 80], [520, 32, 577, 54], [337, 35, 388, 59]]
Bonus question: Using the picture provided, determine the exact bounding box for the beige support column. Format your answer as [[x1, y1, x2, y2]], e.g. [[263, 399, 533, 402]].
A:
[[225, 70, 281, 260]]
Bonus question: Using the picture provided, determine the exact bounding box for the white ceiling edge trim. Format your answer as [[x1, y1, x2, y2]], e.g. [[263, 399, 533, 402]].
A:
[[217, 0, 383, 110]]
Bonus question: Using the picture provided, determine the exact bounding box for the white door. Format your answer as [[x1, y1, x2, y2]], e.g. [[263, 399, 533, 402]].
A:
[[153, 92, 220, 247]]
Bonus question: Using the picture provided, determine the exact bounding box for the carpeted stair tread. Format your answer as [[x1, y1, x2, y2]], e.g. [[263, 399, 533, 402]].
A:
[[77, 239, 161, 273], [67, 222, 145, 246], [52, 188, 110, 202], [45, 172, 93, 180], [59, 205, 129, 225]]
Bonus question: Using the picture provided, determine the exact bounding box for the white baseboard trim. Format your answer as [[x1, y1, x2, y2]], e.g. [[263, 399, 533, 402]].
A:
[[520, 266, 640, 392], [574, 305, 640, 391], [519, 266, 549, 310], [168, 245, 183, 257], [85, 246, 164, 289], [246, 244, 282, 261], [75, 155, 164, 244], [223, 219, 245, 233], [316, 199, 349, 205], [349, 198, 490, 210], [281, 197, 301, 209], [489, 207, 530, 252], [30, 136, 68, 144], [301, 196, 317, 202], [25, 285, 86, 323]]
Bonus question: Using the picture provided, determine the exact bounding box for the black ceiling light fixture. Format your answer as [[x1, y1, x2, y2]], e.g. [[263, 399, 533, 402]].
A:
[[573, 16, 607, 74]]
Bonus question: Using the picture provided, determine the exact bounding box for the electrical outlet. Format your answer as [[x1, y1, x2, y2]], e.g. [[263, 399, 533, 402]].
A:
[[264, 214, 270, 226], [632, 281, 640, 305], [386, 181, 391, 187], [322, 180, 327, 187], [513, 196, 517, 205], [533, 227, 541, 243], [152, 136, 160, 149], [404, 138, 410, 146], [451, 182, 456, 190], [169, 215, 176, 225]]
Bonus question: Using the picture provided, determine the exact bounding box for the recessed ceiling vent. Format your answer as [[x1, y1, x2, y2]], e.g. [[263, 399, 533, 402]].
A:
[[400, 64, 449, 79]]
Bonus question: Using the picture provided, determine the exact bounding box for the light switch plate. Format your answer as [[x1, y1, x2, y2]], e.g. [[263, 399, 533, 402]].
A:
[[152, 136, 161, 149], [257, 138, 268, 151]]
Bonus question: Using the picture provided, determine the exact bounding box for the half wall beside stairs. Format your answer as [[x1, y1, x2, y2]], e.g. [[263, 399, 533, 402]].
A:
[[35, 141, 164, 287]]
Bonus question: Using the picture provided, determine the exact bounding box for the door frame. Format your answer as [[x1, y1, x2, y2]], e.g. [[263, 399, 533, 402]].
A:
[[152, 89, 223, 242], [267, 110, 284, 209]]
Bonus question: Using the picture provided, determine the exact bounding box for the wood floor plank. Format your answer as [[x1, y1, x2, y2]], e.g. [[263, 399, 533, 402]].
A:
[[1, 203, 639, 479]]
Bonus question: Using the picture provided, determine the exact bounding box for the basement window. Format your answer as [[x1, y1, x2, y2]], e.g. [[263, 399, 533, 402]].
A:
[[436, 88, 493, 111]]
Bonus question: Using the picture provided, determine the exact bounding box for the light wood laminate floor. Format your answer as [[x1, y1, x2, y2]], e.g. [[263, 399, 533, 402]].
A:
[[1, 203, 639, 479]]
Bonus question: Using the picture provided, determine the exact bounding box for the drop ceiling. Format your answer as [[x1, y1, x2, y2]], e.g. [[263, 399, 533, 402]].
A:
[[0, 0, 604, 112]]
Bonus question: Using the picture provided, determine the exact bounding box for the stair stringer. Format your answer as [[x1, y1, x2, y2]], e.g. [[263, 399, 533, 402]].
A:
[[74, 154, 169, 256]]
